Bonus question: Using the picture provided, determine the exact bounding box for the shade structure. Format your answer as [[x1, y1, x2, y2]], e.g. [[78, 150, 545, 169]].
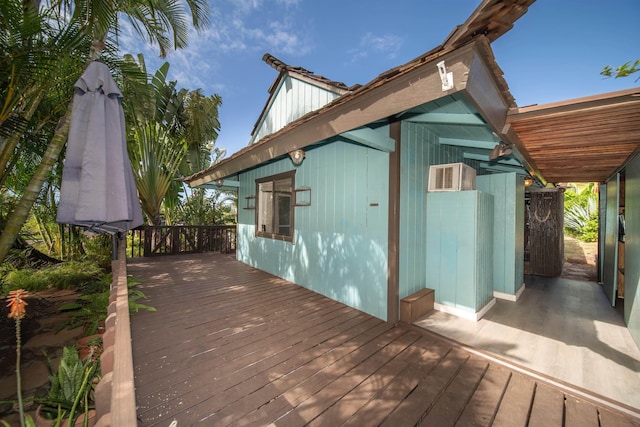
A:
[[57, 61, 143, 234]]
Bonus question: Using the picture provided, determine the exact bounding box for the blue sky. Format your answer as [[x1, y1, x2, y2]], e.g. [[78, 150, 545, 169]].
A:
[[121, 0, 640, 158]]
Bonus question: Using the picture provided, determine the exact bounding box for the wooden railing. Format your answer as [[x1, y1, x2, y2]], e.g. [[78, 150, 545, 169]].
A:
[[127, 225, 237, 257], [94, 238, 137, 426]]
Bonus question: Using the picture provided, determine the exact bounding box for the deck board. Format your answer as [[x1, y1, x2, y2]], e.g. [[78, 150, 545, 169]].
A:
[[128, 254, 640, 426], [529, 383, 565, 427]]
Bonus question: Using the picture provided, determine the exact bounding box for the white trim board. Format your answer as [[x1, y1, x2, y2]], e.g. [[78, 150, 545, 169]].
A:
[[434, 298, 496, 321]]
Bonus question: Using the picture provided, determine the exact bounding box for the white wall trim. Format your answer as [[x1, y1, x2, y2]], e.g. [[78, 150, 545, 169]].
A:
[[493, 282, 526, 302], [434, 298, 496, 321]]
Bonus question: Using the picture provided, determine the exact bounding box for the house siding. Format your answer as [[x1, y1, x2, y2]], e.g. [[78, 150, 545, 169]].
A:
[[625, 154, 640, 347], [477, 173, 525, 296], [425, 191, 494, 314], [399, 121, 466, 300], [237, 141, 389, 320], [603, 175, 620, 304], [250, 76, 342, 144]]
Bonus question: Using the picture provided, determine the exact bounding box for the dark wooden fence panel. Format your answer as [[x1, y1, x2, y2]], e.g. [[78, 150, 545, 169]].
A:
[[524, 189, 564, 277], [127, 225, 236, 257]]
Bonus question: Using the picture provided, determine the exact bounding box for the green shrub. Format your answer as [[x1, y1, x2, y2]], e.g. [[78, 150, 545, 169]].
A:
[[3, 261, 106, 294], [48, 261, 104, 289], [58, 289, 110, 334], [564, 184, 599, 242], [58, 274, 154, 333], [4, 269, 50, 292], [82, 234, 113, 271]]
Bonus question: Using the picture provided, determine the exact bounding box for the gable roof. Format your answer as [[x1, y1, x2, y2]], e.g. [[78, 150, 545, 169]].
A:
[[186, 0, 535, 187], [250, 54, 357, 140], [262, 53, 357, 94]]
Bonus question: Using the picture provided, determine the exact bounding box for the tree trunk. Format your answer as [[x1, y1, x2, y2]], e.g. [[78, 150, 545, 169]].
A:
[[0, 90, 45, 187], [0, 102, 72, 264]]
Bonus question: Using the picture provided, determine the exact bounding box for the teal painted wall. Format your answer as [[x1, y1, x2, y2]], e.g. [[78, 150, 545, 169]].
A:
[[237, 140, 389, 320], [425, 191, 494, 313], [624, 154, 640, 347], [399, 122, 466, 300], [477, 173, 525, 295], [250, 76, 342, 144]]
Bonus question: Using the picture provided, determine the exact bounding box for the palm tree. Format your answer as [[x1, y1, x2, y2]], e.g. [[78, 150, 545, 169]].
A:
[[129, 123, 186, 225], [0, 0, 210, 263]]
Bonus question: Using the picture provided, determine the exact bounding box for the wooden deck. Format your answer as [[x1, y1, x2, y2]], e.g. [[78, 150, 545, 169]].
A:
[[129, 254, 640, 426]]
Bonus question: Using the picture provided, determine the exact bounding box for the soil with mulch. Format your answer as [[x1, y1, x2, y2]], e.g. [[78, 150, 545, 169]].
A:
[[0, 290, 84, 424]]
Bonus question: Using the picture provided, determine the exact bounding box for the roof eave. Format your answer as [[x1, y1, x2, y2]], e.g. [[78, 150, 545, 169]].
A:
[[188, 38, 511, 188]]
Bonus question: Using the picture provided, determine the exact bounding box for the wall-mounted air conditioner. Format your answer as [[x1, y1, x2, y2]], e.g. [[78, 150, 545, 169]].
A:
[[428, 163, 476, 192]]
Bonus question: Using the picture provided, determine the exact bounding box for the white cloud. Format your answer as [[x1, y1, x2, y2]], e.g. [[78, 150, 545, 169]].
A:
[[347, 32, 404, 63], [363, 33, 403, 54], [276, 0, 300, 6], [229, 0, 264, 14], [204, 1, 311, 56], [113, 0, 313, 97]]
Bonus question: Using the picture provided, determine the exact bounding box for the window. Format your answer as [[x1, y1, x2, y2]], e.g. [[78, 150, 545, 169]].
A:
[[256, 171, 295, 242]]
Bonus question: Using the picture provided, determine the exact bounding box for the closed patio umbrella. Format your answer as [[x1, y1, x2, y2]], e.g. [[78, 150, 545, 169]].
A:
[[57, 60, 143, 234]]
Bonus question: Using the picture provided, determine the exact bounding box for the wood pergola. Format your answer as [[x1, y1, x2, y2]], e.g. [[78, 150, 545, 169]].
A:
[[506, 87, 640, 184]]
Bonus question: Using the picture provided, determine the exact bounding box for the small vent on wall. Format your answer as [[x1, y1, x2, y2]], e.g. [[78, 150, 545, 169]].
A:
[[428, 163, 476, 192]]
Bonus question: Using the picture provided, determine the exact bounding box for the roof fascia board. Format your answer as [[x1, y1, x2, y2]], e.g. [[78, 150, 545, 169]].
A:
[[289, 71, 350, 95], [251, 75, 286, 140], [457, 39, 542, 182], [462, 43, 511, 133], [507, 87, 640, 120], [189, 42, 482, 187]]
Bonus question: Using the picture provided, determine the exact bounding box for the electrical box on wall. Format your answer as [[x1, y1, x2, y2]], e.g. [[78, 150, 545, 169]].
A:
[[428, 162, 476, 192]]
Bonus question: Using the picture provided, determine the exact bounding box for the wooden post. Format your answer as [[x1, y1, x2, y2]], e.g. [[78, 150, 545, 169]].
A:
[[143, 227, 151, 257], [387, 120, 401, 324]]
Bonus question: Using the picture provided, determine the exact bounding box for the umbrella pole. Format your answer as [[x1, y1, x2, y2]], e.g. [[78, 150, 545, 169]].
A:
[[112, 233, 118, 260]]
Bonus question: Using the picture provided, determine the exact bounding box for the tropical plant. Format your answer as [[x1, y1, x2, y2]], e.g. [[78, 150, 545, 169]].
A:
[[121, 55, 224, 226], [5, 290, 32, 427], [564, 184, 599, 242], [601, 59, 640, 80], [174, 188, 237, 226], [58, 290, 110, 335], [38, 346, 99, 425], [129, 123, 187, 225], [0, 0, 210, 263], [58, 274, 154, 333]]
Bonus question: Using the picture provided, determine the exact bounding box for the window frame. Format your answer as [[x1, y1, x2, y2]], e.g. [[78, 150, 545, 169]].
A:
[[255, 170, 295, 243]]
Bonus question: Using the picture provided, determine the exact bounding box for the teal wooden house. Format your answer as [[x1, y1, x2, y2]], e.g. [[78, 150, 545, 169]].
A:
[[187, 0, 640, 348]]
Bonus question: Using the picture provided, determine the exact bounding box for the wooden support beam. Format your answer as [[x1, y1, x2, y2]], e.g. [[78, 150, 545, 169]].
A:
[[439, 137, 496, 150], [464, 151, 523, 166], [340, 127, 396, 153], [406, 112, 486, 126], [197, 179, 241, 189]]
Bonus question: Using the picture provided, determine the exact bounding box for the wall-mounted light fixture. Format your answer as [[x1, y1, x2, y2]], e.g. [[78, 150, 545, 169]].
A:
[[489, 141, 513, 160], [215, 178, 224, 186], [524, 177, 534, 187], [289, 149, 305, 166]]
